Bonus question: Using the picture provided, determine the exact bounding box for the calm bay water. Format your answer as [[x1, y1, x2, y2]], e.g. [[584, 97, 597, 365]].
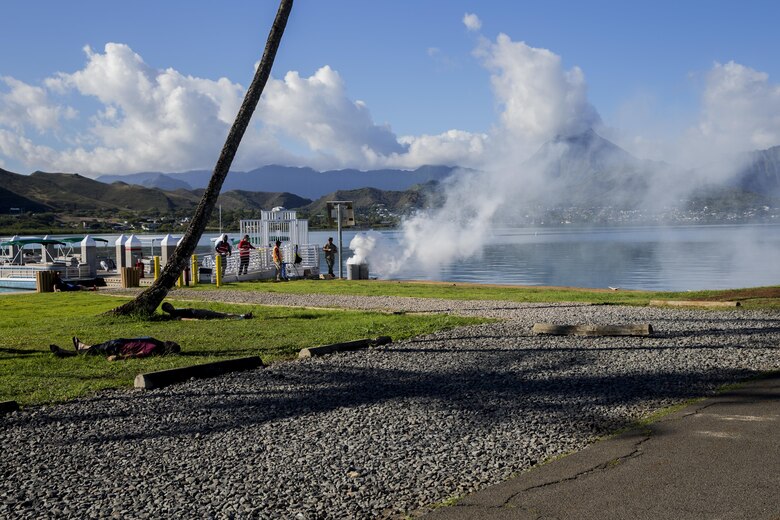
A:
[[3, 224, 779, 292], [312, 223, 780, 291]]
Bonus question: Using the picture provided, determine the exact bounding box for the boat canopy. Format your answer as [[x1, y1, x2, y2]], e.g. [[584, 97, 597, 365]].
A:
[[0, 238, 66, 247], [59, 237, 110, 244]]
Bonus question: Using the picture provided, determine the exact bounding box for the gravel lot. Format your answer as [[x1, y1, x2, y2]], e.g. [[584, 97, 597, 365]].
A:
[[2, 291, 779, 519]]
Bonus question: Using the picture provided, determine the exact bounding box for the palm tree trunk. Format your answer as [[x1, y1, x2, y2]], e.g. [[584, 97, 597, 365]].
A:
[[109, 0, 294, 317]]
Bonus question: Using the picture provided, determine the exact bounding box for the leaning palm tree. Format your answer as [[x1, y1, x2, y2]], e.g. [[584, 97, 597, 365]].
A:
[[109, 0, 293, 317]]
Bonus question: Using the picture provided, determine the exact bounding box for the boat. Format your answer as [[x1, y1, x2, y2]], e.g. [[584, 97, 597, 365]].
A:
[[0, 236, 100, 290]]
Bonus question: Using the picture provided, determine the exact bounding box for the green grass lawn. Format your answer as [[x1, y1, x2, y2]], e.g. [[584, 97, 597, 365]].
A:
[[187, 279, 780, 310], [0, 292, 485, 406], [4, 281, 777, 406]]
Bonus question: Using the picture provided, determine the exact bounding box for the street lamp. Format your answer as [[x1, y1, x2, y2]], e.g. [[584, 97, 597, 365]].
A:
[[326, 201, 355, 278]]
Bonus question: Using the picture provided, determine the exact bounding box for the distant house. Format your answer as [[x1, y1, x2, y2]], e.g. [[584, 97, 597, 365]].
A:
[[81, 220, 101, 229]]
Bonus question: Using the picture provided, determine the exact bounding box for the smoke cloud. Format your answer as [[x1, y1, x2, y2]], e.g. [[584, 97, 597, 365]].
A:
[[348, 33, 602, 275], [348, 36, 780, 277]]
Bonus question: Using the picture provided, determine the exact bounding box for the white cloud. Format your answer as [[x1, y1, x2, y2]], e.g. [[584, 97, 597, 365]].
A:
[[695, 61, 780, 153], [1, 45, 491, 174], [463, 13, 482, 32], [393, 130, 488, 168], [259, 66, 408, 168], [610, 60, 780, 182], [7, 33, 591, 177], [0, 76, 76, 133], [478, 34, 600, 161], [1, 43, 263, 174]]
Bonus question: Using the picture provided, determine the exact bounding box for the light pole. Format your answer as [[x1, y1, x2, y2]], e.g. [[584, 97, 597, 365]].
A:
[[326, 200, 355, 279]]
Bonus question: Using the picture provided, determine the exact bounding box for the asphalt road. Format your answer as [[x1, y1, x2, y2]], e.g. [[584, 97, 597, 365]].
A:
[[427, 374, 780, 520]]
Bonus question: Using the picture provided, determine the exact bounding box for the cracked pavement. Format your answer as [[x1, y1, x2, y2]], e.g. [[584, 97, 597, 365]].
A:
[[426, 374, 780, 520]]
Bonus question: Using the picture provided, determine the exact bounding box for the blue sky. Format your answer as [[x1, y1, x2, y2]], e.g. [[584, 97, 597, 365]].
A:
[[1, 0, 779, 176]]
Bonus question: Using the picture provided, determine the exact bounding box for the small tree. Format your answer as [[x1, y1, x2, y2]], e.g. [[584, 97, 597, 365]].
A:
[[109, 0, 294, 317]]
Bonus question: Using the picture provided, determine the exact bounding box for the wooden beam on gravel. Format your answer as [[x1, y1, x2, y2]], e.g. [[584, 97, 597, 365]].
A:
[[299, 336, 392, 358], [134, 356, 264, 390], [649, 300, 740, 308], [0, 400, 19, 415], [533, 323, 653, 337]]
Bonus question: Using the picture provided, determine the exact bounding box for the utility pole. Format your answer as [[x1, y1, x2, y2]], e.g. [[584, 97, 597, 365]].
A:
[[326, 200, 355, 279]]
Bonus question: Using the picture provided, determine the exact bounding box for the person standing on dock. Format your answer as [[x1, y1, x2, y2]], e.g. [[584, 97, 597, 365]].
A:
[[215, 234, 232, 277], [272, 240, 286, 281], [237, 235, 255, 275], [323, 237, 337, 277]]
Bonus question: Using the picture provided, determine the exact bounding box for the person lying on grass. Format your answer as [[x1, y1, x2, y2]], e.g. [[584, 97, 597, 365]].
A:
[[161, 301, 253, 320], [50, 337, 180, 361]]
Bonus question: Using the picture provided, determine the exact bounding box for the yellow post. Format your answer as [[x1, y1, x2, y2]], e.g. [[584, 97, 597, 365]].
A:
[[191, 254, 199, 285], [153, 256, 160, 279], [177, 271, 184, 288], [215, 255, 222, 287]]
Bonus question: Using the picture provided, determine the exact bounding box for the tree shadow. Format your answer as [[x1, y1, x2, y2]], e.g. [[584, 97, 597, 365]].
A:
[[33, 348, 771, 447]]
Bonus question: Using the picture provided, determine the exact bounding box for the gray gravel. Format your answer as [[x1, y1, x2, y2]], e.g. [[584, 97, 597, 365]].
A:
[[2, 290, 779, 519]]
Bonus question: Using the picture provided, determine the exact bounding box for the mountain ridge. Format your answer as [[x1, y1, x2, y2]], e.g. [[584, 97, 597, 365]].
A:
[[2, 131, 779, 224], [96, 164, 460, 199]]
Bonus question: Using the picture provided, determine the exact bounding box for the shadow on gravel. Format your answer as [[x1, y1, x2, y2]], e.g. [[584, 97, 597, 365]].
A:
[[390, 344, 777, 354], [655, 327, 780, 338], [39, 356, 764, 447], [411, 303, 596, 313]]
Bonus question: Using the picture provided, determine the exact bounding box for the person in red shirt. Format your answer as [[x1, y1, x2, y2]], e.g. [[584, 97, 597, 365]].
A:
[[215, 234, 232, 277], [49, 336, 180, 361], [272, 240, 287, 281], [237, 234, 255, 275]]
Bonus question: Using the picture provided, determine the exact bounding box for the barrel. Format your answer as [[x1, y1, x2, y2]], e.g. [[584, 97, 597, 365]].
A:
[[347, 263, 369, 280], [36, 271, 58, 293]]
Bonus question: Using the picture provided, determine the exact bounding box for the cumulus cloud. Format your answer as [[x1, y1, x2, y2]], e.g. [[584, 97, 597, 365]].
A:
[[463, 13, 482, 32], [0, 42, 492, 174], [0, 43, 262, 174], [694, 61, 780, 154], [0, 76, 77, 133], [477, 34, 600, 161], [392, 130, 488, 169], [259, 66, 408, 168]]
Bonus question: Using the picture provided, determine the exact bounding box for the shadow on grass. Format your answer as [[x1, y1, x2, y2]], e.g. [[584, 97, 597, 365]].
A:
[[0, 347, 40, 358]]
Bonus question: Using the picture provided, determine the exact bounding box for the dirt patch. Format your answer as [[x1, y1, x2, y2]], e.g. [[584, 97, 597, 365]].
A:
[[696, 287, 780, 302]]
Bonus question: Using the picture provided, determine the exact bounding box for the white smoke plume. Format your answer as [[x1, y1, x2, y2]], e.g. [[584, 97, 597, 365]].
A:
[[348, 33, 598, 275]]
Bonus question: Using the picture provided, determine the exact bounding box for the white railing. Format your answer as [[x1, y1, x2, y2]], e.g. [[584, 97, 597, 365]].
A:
[[200, 244, 320, 281]]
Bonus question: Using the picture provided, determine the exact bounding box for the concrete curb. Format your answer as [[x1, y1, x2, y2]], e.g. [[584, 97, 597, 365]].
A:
[[134, 356, 264, 390], [299, 336, 392, 358], [533, 323, 653, 337], [0, 400, 20, 415], [649, 300, 740, 308]]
